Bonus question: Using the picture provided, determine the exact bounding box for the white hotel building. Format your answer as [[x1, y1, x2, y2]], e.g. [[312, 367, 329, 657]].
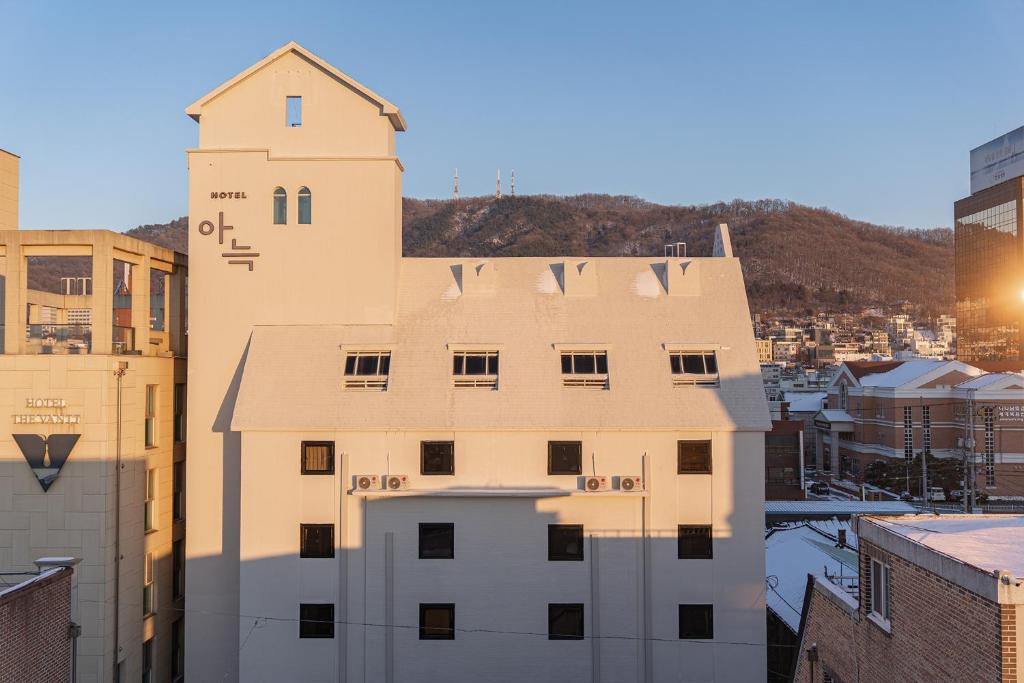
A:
[[184, 42, 770, 682]]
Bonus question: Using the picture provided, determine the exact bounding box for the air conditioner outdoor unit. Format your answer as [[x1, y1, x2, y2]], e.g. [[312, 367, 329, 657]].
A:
[[355, 474, 380, 491], [385, 474, 409, 491], [584, 476, 609, 492], [618, 476, 642, 492]]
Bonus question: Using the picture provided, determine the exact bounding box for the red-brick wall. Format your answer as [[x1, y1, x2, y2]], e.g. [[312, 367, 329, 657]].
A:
[[794, 539, 1010, 682], [0, 568, 72, 683]]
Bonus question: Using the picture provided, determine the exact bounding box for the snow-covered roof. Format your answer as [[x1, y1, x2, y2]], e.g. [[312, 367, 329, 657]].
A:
[[957, 372, 1024, 390], [784, 391, 827, 413], [817, 409, 855, 423], [857, 359, 949, 387], [765, 520, 858, 631], [864, 515, 1024, 578]]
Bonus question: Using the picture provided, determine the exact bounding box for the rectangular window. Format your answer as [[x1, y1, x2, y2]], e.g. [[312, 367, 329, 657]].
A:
[[173, 383, 185, 443], [870, 558, 891, 622], [143, 552, 155, 617], [419, 603, 455, 640], [903, 405, 914, 461], [418, 523, 455, 559], [677, 525, 713, 559], [172, 461, 184, 521], [142, 637, 153, 683], [678, 604, 713, 639], [922, 405, 931, 455], [299, 603, 334, 638], [548, 441, 582, 475], [300, 524, 335, 559], [145, 384, 157, 447], [144, 468, 157, 532], [301, 441, 335, 475], [548, 524, 584, 561], [421, 441, 454, 475], [678, 440, 712, 474], [286, 96, 302, 127], [172, 539, 184, 600], [985, 407, 996, 487], [343, 351, 391, 390], [548, 603, 585, 640], [560, 351, 609, 388], [171, 618, 184, 681], [452, 351, 499, 388], [669, 351, 720, 387]]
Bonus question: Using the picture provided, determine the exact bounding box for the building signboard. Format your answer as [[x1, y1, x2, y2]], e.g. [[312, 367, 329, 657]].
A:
[[971, 125, 1024, 194]]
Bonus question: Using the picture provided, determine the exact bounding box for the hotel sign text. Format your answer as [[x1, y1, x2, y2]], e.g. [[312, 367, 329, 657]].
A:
[[14, 398, 81, 425]]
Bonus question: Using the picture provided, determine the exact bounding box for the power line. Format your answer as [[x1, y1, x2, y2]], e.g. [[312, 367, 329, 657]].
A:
[[163, 604, 793, 649]]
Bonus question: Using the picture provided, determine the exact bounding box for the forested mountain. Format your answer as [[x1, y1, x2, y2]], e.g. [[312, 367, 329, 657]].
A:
[[125, 195, 953, 315]]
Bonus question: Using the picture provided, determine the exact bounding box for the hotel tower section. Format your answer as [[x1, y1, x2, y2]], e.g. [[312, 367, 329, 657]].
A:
[[0, 147, 188, 683], [185, 42, 770, 682]]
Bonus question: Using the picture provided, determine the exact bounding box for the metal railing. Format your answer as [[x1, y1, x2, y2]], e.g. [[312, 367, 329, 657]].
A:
[[112, 325, 136, 354], [25, 324, 92, 354]]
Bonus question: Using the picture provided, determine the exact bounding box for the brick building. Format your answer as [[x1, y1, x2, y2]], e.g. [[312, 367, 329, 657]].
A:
[[0, 558, 77, 683], [815, 359, 1024, 498], [793, 515, 1024, 682], [766, 420, 805, 500]]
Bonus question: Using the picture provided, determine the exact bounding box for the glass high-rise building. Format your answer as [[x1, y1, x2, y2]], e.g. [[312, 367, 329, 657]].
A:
[[955, 128, 1024, 362]]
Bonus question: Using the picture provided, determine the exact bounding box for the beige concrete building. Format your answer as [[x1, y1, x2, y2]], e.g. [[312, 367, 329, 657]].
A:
[[0, 158, 188, 682], [0, 149, 17, 232], [185, 42, 770, 682]]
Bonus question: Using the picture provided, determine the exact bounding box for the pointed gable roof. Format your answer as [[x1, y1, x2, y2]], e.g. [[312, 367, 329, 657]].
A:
[[185, 41, 406, 131]]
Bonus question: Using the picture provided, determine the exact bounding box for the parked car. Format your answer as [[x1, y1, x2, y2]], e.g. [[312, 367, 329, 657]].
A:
[[899, 491, 914, 502], [948, 489, 963, 502], [808, 482, 830, 496], [926, 486, 946, 502]]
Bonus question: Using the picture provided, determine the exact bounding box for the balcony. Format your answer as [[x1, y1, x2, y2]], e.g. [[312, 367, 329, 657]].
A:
[[112, 325, 136, 354], [24, 324, 92, 355]]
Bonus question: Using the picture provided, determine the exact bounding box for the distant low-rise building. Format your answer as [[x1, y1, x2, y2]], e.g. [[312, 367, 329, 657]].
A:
[[765, 421, 805, 500]]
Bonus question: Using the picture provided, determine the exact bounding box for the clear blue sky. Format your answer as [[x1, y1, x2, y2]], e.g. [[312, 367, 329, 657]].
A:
[[2, 0, 1023, 231]]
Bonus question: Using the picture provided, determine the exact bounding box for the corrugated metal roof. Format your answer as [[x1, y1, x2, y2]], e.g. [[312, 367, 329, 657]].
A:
[[765, 500, 916, 515]]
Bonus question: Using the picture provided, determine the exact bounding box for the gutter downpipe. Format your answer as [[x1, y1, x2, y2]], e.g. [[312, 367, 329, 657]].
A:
[[112, 362, 127, 682]]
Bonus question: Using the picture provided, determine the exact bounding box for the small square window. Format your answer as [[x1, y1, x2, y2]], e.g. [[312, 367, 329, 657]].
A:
[[419, 523, 455, 559], [421, 441, 454, 475], [548, 441, 582, 475], [419, 603, 455, 640], [301, 441, 335, 475], [287, 96, 302, 127], [548, 603, 585, 640], [678, 441, 712, 474], [679, 604, 713, 639], [300, 524, 335, 558], [299, 603, 334, 638], [548, 524, 584, 561], [677, 525, 713, 559]]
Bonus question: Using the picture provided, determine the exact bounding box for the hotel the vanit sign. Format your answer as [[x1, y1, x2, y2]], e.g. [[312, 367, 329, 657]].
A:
[[13, 398, 82, 491]]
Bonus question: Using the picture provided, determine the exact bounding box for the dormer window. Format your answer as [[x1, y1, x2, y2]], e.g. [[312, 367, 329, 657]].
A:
[[286, 96, 302, 127], [669, 351, 719, 387], [452, 351, 498, 389], [343, 351, 391, 390], [560, 351, 609, 389]]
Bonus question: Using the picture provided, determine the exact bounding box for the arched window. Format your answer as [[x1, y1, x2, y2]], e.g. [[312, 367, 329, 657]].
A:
[[298, 186, 312, 224], [273, 187, 287, 225]]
